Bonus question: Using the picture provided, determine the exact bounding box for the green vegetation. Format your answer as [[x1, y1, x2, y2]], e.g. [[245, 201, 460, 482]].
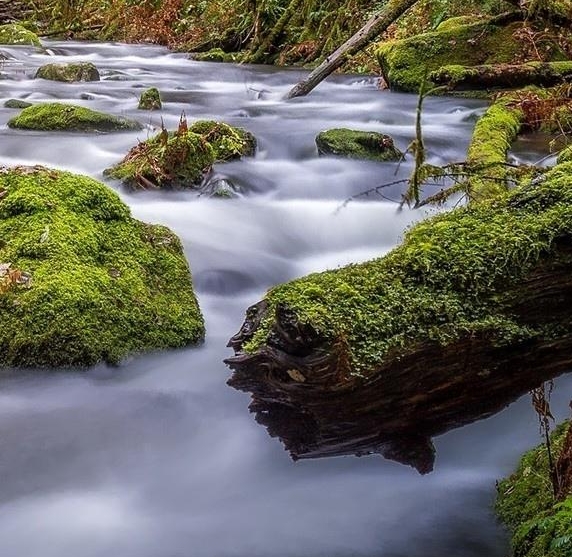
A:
[[377, 16, 570, 92], [315, 129, 402, 162], [243, 158, 572, 373], [0, 166, 204, 367], [138, 87, 162, 110], [8, 103, 141, 132], [35, 62, 100, 82], [558, 145, 572, 163], [0, 23, 41, 46], [106, 120, 256, 189], [497, 423, 572, 557]]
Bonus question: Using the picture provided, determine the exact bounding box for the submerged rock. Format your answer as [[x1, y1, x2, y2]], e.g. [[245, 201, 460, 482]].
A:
[[4, 99, 32, 109], [138, 87, 162, 110], [8, 102, 141, 132], [0, 24, 41, 47], [35, 62, 100, 82], [105, 120, 256, 189], [0, 166, 204, 367], [226, 158, 572, 473], [316, 128, 402, 161]]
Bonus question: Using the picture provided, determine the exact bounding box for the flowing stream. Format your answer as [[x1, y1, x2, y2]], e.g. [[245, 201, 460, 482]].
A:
[[0, 41, 570, 557]]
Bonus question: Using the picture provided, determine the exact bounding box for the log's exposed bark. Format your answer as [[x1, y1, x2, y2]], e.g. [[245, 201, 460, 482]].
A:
[[226, 251, 572, 473], [431, 62, 572, 91], [284, 0, 419, 99]]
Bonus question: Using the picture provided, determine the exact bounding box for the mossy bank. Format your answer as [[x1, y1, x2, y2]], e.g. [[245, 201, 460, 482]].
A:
[[497, 422, 572, 557], [377, 14, 571, 92], [0, 166, 204, 367]]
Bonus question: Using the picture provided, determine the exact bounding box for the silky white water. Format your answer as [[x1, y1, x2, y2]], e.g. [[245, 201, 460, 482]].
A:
[[0, 40, 570, 557]]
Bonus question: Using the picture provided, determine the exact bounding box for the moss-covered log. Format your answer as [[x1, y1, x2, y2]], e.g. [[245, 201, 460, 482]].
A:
[[465, 96, 524, 200], [431, 62, 572, 91], [0, 166, 204, 368], [226, 159, 572, 473]]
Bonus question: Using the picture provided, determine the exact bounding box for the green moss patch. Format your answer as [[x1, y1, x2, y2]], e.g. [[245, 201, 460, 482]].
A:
[[0, 166, 204, 367], [315, 129, 402, 162], [35, 62, 100, 82], [244, 159, 572, 373], [0, 24, 41, 47], [105, 120, 256, 189], [8, 103, 141, 132], [496, 422, 572, 557], [138, 87, 162, 110]]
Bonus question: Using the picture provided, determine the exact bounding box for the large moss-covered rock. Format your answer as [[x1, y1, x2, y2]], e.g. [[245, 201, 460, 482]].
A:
[[0, 24, 40, 47], [8, 102, 141, 132], [138, 87, 162, 110], [377, 14, 569, 92], [105, 120, 256, 189], [496, 422, 572, 557], [316, 129, 402, 162], [35, 62, 100, 82], [0, 166, 204, 367]]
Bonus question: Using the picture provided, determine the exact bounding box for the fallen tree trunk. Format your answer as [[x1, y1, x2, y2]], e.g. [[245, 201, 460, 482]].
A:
[[430, 61, 572, 91], [284, 0, 419, 99], [226, 159, 572, 473]]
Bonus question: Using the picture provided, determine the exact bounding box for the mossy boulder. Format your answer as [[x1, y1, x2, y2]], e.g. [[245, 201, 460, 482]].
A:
[[496, 422, 572, 557], [105, 120, 256, 189], [35, 62, 100, 82], [4, 99, 32, 109], [138, 87, 162, 110], [377, 15, 569, 92], [0, 166, 204, 367], [8, 103, 141, 132], [315, 129, 402, 162], [0, 24, 41, 47]]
